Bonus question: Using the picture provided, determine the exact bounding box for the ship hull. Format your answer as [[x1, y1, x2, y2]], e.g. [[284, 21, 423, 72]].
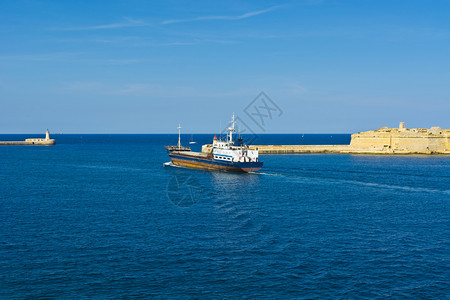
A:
[[169, 153, 263, 173]]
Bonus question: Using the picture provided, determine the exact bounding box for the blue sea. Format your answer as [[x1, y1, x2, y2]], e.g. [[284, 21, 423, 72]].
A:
[[1, 134, 449, 298]]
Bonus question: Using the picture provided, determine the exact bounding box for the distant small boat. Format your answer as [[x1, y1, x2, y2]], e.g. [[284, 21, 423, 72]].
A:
[[189, 134, 197, 144]]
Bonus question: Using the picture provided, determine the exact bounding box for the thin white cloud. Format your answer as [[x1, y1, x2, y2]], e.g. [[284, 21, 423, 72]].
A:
[[50, 18, 149, 31], [61, 81, 256, 99], [158, 39, 238, 46], [105, 83, 199, 97], [162, 5, 281, 25], [0, 52, 81, 61], [0, 52, 151, 65]]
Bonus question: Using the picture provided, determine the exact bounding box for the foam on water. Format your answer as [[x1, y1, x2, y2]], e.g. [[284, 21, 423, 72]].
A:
[[259, 171, 450, 195], [163, 161, 187, 169]]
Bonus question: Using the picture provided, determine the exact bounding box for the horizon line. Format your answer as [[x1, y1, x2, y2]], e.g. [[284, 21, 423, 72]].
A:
[[0, 132, 352, 135]]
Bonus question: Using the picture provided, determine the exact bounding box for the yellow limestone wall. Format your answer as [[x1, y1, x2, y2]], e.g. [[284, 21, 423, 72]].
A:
[[350, 125, 449, 154], [445, 129, 450, 151]]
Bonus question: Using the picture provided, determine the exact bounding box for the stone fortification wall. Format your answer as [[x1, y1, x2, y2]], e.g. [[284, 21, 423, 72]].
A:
[[445, 129, 450, 151], [350, 124, 449, 154]]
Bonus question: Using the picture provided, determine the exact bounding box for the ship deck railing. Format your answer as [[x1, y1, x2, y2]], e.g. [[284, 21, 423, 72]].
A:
[[165, 145, 191, 152], [172, 151, 209, 158]]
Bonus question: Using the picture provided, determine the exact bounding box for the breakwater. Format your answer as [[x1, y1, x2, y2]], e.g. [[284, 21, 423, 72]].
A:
[[0, 130, 55, 146], [0, 140, 55, 146], [202, 123, 450, 155], [249, 144, 351, 154]]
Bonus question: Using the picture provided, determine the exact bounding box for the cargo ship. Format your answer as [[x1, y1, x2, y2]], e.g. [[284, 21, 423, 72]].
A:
[[165, 115, 263, 172]]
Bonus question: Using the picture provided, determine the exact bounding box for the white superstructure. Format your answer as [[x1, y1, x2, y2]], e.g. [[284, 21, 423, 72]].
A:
[[212, 113, 259, 163]]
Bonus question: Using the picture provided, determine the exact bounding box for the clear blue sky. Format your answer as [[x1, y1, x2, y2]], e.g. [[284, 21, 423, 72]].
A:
[[1, 0, 449, 133]]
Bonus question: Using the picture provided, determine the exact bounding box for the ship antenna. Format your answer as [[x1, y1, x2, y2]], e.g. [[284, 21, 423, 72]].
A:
[[228, 112, 235, 143], [177, 124, 182, 148], [231, 112, 235, 142], [232, 112, 235, 131]]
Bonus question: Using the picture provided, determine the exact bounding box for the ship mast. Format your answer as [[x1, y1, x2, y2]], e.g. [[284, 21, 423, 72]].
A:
[[177, 124, 182, 148], [228, 113, 235, 144]]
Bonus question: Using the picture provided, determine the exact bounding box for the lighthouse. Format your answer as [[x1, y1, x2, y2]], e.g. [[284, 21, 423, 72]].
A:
[[22, 129, 55, 145]]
